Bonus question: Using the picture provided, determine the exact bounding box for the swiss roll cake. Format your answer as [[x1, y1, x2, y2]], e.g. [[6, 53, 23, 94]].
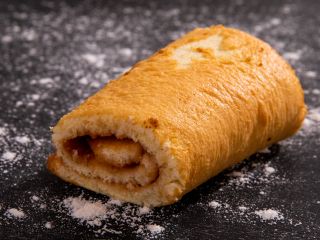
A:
[[48, 25, 306, 206]]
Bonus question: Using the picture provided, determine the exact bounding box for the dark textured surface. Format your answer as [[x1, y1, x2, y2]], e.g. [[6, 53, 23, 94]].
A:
[[0, 0, 319, 239]]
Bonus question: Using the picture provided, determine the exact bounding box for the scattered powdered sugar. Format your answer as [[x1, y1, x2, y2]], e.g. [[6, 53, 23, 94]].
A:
[[15, 136, 31, 144], [60, 195, 169, 237], [312, 89, 320, 95], [208, 201, 221, 208], [38, 78, 54, 85], [2, 35, 13, 43], [45, 222, 53, 229], [264, 165, 276, 176], [5, 208, 26, 219], [0, 127, 6, 135], [81, 54, 105, 68], [1, 151, 17, 161], [255, 209, 283, 221], [79, 77, 89, 85], [283, 51, 301, 61], [119, 48, 133, 57], [63, 197, 108, 223], [31, 195, 40, 202], [146, 224, 165, 234], [305, 71, 317, 78], [238, 206, 248, 211], [300, 107, 320, 134], [107, 199, 123, 206], [138, 206, 151, 215]]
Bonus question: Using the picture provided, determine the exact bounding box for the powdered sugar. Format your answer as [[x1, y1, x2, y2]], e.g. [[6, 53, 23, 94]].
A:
[[5, 208, 26, 219], [283, 51, 301, 61], [300, 107, 320, 135], [264, 165, 276, 176], [45, 222, 53, 229], [31, 195, 40, 202], [15, 136, 31, 144], [1, 151, 17, 161], [305, 71, 317, 78], [82, 54, 105, 68], [146, 224, 165, 234], [255, 209, 283, 221], [138, 206, 151, 215], [63, 197, 108, 222], [38, 78, 54, 85], [238, 206, 248, 211], [209, 201, 221, 208], [60, 195, 167, 237]]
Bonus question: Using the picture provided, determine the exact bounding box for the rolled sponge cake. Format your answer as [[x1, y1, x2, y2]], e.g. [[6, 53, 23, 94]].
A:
[[48, 25, 306, 207]]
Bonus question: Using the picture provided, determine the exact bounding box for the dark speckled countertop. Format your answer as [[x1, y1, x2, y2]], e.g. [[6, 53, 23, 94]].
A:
[[0, 0, 319, 239]]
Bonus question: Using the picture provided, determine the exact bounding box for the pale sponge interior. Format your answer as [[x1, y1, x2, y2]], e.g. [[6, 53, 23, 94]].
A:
[[171, 35, 234, 68]]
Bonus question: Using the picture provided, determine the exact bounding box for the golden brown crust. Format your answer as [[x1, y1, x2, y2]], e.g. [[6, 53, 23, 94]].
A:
[[48, 25, 306, 206]]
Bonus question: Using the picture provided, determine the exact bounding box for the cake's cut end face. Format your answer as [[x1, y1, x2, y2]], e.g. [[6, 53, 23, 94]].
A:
[[50, 115, 185, 207], [62, 135, 159, 188]]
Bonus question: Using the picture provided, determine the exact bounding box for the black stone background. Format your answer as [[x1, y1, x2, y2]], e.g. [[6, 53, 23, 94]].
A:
[[0, 0, 319, 239]]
